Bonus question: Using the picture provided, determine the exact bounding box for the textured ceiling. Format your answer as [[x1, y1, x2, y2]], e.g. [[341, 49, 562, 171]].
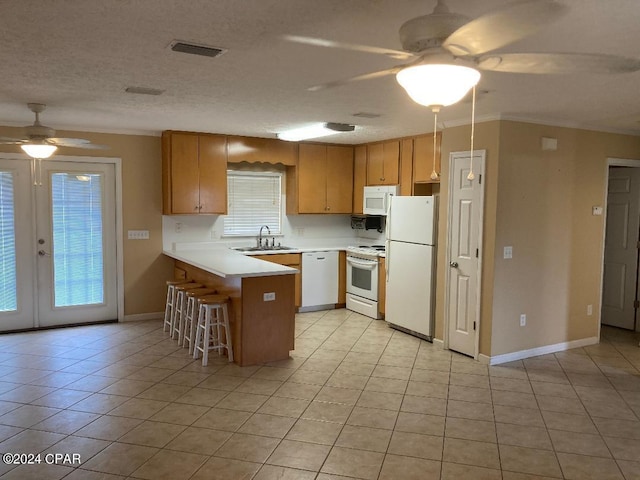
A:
[[0, 0, 639, 144]]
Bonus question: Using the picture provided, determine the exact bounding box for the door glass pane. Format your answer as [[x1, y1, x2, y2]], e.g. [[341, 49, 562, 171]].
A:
[[0, 172, 17, 312], [51, 173, 104, 307]]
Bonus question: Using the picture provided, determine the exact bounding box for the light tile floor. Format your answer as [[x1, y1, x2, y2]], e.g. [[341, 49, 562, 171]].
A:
[[0, 309, 638, 479]]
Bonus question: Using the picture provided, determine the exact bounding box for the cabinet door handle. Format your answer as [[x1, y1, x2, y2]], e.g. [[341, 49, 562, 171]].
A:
[[194, 205, 199, 211]]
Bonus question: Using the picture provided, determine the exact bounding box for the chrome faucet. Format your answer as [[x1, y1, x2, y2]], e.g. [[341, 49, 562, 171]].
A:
[[258, 225, 271, 248]]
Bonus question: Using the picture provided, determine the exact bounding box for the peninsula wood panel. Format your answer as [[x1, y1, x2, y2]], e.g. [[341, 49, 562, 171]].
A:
[[173, 260, 295, 366], [254, 254, 301, 308]]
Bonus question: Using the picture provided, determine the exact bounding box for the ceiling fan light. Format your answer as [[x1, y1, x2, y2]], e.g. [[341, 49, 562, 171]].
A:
[[396, 64, 481, 108], [277, 122, 355, 142], [20, 143, 58, 159]]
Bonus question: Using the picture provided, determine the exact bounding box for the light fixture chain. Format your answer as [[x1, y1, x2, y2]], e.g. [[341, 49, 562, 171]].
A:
[[431, 109, 439, 180], [467, 85, 476, 181]]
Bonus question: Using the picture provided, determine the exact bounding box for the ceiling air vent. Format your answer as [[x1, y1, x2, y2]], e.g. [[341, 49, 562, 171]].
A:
[[170, 41, 227, 58], [125, 86, 165, 96]]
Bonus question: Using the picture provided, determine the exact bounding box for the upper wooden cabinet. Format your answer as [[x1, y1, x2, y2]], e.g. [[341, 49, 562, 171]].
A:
[[367, 140, 400, 186], [287, 143, 354, 214], [352, 145, 367, 213], [413, 132, 442, 183], [162, 131, 227, 214], [227, 136, 296, 166]]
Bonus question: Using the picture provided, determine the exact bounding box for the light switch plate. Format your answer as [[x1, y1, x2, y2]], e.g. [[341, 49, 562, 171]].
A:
[[592, 206, 603, 216], [504, 246, 513, 259]]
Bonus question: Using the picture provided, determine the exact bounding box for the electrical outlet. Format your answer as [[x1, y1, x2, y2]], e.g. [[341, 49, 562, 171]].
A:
[[520, 314, 526, 326], [263, 292, 276, 302], [504, 246, 513, 259], [587, 304, 593, 316], [175, 222, 183, 233], [297, 228, 305, 237], [210, 229, 217, 240], [127, 230, 149, 240]]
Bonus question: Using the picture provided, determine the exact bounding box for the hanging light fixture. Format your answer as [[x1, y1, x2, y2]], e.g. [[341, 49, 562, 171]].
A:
[[20, 141, 57, 159], [396, 63, 480, 109]]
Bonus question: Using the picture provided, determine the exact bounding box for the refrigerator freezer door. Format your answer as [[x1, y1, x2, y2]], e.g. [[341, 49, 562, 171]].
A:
[[387, 196, 436, 246], [385, 241, 434, 338]]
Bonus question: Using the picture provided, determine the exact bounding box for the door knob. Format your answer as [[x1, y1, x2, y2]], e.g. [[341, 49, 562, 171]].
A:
[[449, 261, 458, 268]]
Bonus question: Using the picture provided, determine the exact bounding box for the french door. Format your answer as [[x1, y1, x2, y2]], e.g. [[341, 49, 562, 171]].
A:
[[0, 158, 117, 331]]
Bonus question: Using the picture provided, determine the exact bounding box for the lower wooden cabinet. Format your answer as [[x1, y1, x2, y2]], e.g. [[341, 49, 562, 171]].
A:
[[254, 254, 301, 308]]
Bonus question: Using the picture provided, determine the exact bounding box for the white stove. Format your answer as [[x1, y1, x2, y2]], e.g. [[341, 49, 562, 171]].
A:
[[345, 245, 385, 319], [345, 245, 385, 260]]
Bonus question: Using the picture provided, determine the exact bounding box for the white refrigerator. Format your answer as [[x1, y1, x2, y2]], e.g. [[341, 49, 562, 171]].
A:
[[385, 195, 437, 340]]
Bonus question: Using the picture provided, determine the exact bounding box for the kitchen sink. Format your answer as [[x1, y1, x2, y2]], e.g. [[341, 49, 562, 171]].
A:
[[233, 246, 295, 252]]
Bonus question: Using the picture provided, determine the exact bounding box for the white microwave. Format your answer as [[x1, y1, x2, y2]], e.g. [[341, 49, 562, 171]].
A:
[[363, 185, 399, 215]]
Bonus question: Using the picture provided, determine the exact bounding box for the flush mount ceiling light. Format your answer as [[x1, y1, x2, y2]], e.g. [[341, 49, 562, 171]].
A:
[[395, 63, 481, 109], [20, 142, 57, 159], [277, 122, 355, 142]]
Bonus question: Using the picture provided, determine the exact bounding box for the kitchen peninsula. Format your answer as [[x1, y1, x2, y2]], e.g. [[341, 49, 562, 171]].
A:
[[163, 247, 297, 366]]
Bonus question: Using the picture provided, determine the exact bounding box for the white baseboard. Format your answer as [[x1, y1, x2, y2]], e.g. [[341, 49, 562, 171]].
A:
[[122, 312, 164, 322], [486, 336, 599, 365], [477, 354, 491, 365], [432, 338, 444, 348]]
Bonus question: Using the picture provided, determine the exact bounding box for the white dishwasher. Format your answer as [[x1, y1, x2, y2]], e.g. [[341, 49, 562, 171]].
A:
[[301, 251, 339, 310]]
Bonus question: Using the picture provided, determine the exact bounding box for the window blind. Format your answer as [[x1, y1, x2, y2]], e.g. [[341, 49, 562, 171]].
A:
[[51, 173, 105, 307], [224, 171, 282, 236], [0, 172, 17, 312]]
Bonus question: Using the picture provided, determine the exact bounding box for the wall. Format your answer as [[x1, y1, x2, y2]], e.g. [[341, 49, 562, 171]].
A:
[[0, 126, 173, 318], [436, 120, 501, 356], [489, 121, 640, 357]]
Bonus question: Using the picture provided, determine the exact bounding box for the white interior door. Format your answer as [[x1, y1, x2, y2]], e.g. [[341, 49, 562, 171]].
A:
[[0, 158, 117, 331], [0, 160, 36, 330], [446, 150, 485, 357], [601, 167, 640, 330]]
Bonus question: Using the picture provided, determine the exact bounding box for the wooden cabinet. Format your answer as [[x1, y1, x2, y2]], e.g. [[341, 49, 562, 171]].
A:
[[288, 143, 354, 214], [378, 257, 386, 317], [254, 254, 301, 308], [338, 251, 346, 305], [162, 131, 227, 214], [413, 132, 442, 184], [367, 140, 400, 186], [352, 145, 367, 213], [399, 138, 413, 196], [227, 135, 297, 166]]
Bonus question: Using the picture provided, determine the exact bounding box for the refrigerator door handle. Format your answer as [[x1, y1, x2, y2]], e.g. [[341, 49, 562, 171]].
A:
[[385, 242, 390, 282]]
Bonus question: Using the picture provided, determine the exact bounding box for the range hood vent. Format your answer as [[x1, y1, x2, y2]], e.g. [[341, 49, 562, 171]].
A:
[[170, 41, 227, 58]]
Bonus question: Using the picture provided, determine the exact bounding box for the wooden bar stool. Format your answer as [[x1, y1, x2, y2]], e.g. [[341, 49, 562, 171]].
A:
[[183, 288, 217, 354], [172, 283, 204, 342], [163, 279, 193, 333], [193, 294, 233, 366]]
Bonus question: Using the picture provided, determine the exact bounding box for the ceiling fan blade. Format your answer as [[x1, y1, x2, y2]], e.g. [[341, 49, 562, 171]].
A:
[[308, 67, 403, 92], [283, 35, 415, 60], [443, 0, 567, 56], [477, 53, 640, 74], [48, 138, 109, 149], [0, 136, 27, 144]]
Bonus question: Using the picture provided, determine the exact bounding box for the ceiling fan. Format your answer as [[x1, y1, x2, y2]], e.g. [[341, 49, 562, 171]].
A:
[[0, 103, 108, 159], [285, 0, 640, 109]]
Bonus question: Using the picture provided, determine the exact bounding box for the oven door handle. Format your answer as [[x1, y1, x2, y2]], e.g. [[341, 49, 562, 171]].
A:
[[346, 258, 378, 270]]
